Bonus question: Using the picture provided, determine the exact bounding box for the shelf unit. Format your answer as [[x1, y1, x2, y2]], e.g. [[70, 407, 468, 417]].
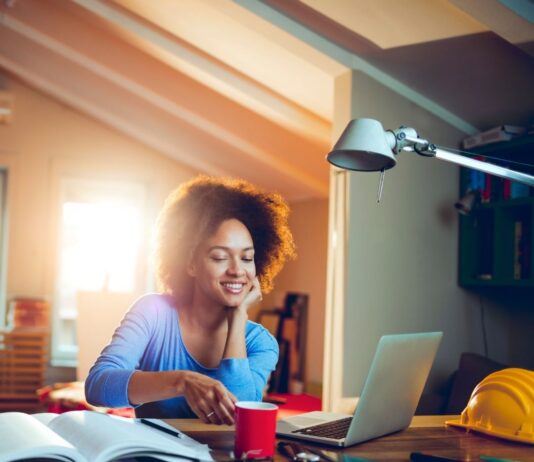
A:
[[458, 134, 534, 288], [0, 328, 49, 411]]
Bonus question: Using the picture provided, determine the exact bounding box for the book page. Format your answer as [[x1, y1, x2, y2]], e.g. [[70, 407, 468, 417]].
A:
[[0, 412, 84, 462], [48, 411, 211, 462], [33, 412, 65, 426]]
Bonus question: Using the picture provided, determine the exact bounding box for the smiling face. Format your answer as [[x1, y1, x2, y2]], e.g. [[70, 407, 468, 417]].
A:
[[188, 218, 256, 308]]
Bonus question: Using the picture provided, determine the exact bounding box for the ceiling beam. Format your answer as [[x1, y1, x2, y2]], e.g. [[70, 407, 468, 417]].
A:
[[0, 7, 329, 198], [449, 0, 534, 58], [72, 0, 331, 146], [0, 56, 226, 174], [235, 0, 479, 135], [0, 46, 321, 201]]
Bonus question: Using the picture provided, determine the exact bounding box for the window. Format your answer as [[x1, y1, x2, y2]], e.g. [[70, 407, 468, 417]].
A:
[[52, 178, 147, 365]]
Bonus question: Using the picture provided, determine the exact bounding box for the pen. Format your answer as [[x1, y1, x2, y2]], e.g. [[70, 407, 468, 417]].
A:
[[139, 418, 183, 438]]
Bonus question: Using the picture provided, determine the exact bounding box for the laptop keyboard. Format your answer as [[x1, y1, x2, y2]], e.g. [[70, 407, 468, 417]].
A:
[[292, 417, 352, 439]]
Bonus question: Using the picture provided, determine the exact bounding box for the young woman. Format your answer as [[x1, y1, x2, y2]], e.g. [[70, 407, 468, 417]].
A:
[[85, 176, 295, 424]]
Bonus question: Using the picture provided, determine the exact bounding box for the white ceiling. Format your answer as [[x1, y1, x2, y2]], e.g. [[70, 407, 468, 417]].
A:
[[1, 0, 532, 200]]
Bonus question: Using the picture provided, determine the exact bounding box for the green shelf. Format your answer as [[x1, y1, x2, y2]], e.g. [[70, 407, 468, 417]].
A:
[[458, 135, 534, 289]]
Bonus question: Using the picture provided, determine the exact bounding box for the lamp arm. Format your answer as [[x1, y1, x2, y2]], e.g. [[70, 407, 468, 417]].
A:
[[433, 148, 534, 187], [393, 128, 534, 187], [402, 144, 534, 187]]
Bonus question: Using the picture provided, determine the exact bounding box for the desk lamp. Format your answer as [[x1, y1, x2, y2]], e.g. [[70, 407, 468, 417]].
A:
[[327, 119, 534, 197]]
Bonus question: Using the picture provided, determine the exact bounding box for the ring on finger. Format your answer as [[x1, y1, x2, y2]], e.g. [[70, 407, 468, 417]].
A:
[[206, 411, 215, 418]]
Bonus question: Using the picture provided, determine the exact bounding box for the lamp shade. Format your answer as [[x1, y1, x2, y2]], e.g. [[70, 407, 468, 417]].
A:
[[327, 118, 397, 171]]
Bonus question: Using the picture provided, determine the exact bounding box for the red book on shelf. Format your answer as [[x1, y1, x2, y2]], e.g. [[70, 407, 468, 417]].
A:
[[482, 174, 492, 203], [503, 179, 512, 200]]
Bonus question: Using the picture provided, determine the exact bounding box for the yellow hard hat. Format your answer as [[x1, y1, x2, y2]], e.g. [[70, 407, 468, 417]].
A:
[[446, 368, 534, 445]]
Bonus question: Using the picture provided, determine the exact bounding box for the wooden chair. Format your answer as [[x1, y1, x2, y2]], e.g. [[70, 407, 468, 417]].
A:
[[255, 292, 309, 394]]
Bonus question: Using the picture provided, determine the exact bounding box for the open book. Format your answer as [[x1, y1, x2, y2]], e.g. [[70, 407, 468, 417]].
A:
[[0, 410, 213, 462]]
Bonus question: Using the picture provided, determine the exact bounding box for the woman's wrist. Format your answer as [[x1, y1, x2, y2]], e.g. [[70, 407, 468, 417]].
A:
[[173, 370, 190, 395], [223, 309, 248, 359], [226, 308, 248, 327]]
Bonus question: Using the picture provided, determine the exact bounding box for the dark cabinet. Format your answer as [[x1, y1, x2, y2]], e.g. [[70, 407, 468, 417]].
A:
[[458, 134, 534, 288]]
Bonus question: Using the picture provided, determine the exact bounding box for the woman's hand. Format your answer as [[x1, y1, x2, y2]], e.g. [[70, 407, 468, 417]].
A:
[[236, 277, 262, 314], [181, 371, 236, 425], [221, 278, 261, 360]]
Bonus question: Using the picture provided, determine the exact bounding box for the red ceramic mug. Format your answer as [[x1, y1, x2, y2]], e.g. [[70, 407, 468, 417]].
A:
[[234, 401, 278, 459]]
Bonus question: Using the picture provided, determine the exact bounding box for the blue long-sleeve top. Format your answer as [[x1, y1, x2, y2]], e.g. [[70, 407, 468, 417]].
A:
[[85, 293, 279, 418]]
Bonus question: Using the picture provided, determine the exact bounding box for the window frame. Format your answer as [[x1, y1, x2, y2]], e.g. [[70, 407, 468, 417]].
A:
[[51, 176, 148, 366]]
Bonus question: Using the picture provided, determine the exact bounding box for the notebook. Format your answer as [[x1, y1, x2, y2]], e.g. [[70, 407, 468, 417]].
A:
[[276, 331, 443, 447]]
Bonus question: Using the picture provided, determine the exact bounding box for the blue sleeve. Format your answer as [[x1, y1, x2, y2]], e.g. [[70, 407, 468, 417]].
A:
[[215, 323, 279, 401], [84, 295, 157, 408]]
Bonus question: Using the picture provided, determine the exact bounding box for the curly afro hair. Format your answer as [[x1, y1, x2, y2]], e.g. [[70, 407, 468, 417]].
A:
[[155, 175, 296, 302]]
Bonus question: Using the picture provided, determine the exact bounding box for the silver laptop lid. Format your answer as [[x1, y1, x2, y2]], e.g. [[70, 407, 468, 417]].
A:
[[345, 331, 443, 445]]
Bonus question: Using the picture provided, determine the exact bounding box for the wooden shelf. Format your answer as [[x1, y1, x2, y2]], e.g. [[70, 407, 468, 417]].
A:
[[0, 328, 49, 411]]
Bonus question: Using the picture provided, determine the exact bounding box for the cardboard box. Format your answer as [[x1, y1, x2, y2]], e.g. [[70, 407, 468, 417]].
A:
[[462, 125, 525, 150]]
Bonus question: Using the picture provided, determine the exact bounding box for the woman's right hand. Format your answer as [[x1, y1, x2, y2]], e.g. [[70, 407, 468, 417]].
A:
[[180, 371, 237, 425]]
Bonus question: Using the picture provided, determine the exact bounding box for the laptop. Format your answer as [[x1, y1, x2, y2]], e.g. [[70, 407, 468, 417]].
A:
[[276, 331, 443, 447]]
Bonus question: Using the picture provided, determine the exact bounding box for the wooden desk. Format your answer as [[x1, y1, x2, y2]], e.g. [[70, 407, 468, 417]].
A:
[[166, 416, 534, 462]]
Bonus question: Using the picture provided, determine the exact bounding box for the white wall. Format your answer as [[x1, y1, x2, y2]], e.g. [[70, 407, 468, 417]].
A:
[[76, 291, 138, 381], [255, 198, 329, 392], [0, 74, 196, 350], [326, 71, 487, 408], [474, 290, 534, 369]]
